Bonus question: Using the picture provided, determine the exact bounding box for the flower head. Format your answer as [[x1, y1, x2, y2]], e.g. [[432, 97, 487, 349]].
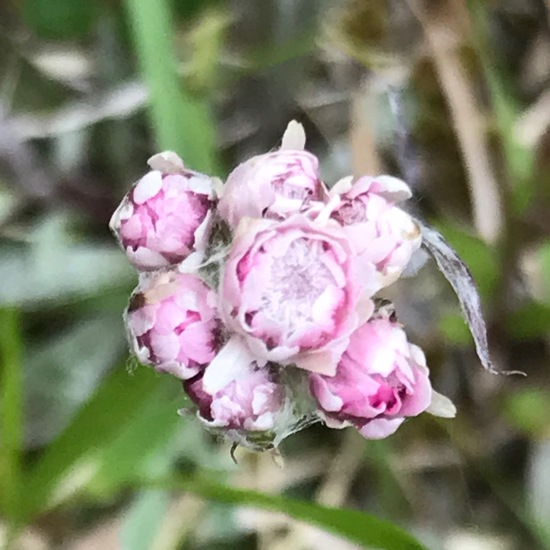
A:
[[219, 150, 322, 227], [328, 175, 421, 289], [310, 314, 432, 439], [220, 216, 375, 375], [184, 361, 284, 433], [218, 123, 323, 227], [126, 271, 219, 380], [110, 152, 216, 271]]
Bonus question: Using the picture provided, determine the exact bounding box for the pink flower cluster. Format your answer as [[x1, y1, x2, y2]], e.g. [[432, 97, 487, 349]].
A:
[[111, 122, 455, 450]]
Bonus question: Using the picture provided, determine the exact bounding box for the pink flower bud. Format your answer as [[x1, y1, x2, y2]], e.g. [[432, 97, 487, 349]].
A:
[[309, 316, 432, 439], [184, 362, 284, 432], [126, 271, 219, 380], [220, 216, 375, 376], [329, 175, 421, 289], [110, 153, 216, 271], [218, 150, 323, 227]]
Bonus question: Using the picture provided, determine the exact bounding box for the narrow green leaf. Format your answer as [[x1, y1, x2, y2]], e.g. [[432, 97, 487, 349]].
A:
[[143, 476, 429, 550], [25, 315, 127, 447], [125, 0, 218, 173], [0, 308, 23, 522], [21, 366, 171, 520], [120, 443, 176, 550], [121, 489, 171, 550], [87, 382, 182, 495]]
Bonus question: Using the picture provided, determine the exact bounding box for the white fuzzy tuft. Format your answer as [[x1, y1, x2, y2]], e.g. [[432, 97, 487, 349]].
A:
[[280, 120, 306, 150], [147, 151, 185, 173]]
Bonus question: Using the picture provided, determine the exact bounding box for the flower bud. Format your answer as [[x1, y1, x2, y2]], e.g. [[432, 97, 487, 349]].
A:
[[126, 271, 219, 380], [310, 315, 433, 439], [184, 362, 284, 433], [329, 175, 421, 289], [218, 149, 323, 227], [110, 152, 216, 271]]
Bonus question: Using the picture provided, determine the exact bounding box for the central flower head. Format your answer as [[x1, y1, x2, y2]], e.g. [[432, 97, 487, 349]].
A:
[[221, 216, 372, 372], [246, 234, 346, 348]]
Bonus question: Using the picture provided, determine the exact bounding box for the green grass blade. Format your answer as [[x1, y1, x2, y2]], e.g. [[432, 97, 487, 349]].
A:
[[142, 476, 429, 550], [467, 0, 535, 213], [20, 365, 171, 520], [125, 0, 218, 174], [0, 308, 23, 524]]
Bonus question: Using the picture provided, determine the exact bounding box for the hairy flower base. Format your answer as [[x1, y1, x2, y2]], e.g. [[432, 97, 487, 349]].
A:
[[182, 363, 320, 451]]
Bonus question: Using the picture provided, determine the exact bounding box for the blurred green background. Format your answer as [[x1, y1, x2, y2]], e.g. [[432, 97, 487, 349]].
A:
[[1, 0, 550, 549]]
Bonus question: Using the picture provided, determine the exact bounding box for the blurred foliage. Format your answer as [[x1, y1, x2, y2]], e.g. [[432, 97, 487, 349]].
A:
[[21, 0, 99, 40], [1, 0, 550, 549]]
